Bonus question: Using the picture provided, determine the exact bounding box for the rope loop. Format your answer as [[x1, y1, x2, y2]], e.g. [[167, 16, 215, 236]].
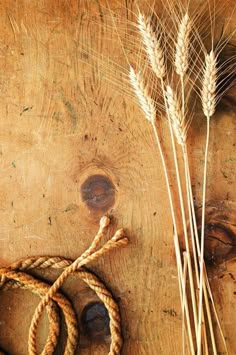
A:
[[0, 216, 128, 355]]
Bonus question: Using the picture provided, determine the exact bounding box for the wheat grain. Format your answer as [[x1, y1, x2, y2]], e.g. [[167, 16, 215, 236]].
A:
[[129, 66, 156, 124], [138, 13, 166, 79], [165, 85, 186, 145], [175, 13, 192, 77], [201, 51, 217, 118]]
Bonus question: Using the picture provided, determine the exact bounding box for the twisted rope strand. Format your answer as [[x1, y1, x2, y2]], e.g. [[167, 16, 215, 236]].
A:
[[29, 228, 127, 352], [0, 268, 78, 355], [0, 216, 128, 355]]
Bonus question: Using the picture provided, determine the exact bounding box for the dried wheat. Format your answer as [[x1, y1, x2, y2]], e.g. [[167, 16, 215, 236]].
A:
[[138, 13, 166, 79], [165, 85, 186, 145], [201, 51, 217, 118], [175, 13, 192, 76], [129, 66, 156, 124], [197, 50, 217, 355]]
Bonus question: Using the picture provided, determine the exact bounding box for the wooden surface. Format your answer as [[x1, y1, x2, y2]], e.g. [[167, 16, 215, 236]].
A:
[[0, 1, 235, 354]]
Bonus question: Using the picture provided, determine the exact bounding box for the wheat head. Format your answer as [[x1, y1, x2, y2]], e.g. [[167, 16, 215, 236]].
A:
[[201, 51, 217, 118], [129, 66, 156, 124], [175, 13, 192, 77], [138, 13, 166, 80], [165, 85, 186, 145]]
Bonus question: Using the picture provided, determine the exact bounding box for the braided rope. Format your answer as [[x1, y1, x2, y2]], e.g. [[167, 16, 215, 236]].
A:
[[0, 216, 128, 355]]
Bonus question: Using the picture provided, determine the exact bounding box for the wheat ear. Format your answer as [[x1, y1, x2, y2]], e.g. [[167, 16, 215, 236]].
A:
[[175, 13, 192, 77], [165, 85, 186, 145], [201, 51, 217, 118], [197, 50, 217, 355], [138, 13, 165, 79], [129, 66, 156, 124]]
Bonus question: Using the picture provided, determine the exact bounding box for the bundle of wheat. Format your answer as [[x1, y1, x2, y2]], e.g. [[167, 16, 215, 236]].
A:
[[127, 2, 235, 353], [78, 1, 236, 353]]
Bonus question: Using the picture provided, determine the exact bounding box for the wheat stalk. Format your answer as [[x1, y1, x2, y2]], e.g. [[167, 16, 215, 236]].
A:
[[137, 13, 166, 79], [197, 49, 218, 355], [129, 66, 156, 124]]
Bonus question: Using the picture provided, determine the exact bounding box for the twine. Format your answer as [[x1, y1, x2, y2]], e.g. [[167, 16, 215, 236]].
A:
[[0, 216, 128, 355]]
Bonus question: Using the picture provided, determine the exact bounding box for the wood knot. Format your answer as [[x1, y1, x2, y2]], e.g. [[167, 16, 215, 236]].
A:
[[81, 175, 115, 213], [81, 302, 110, 340], [197, 200, 236, 266], [204, 224, 235, 264]]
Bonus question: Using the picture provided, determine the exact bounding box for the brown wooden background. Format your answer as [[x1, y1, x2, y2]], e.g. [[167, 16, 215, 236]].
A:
[[0, 1, 235, 354]]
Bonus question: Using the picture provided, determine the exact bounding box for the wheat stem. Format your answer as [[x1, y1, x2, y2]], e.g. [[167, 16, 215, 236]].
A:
[[152, 123, 178, 236], [161, 84, 198, 345], [169, 117, 198, 334], [205, 271, 229, 354], [185, 147, 218, 353], [203, 272, 217, 355], [159, 79, 198, 351], [172, 81, 215, 355], [184, 117, 217, 355], [152, 86, 195, 353], [151, 124, 194, 348], [198, 50, 217, 354], [185, 151, 201, 256], [182, 146, 199, 279], [197, 116, 210, 355], [129, 67, 186, 321], [179, 73, 207, 350], [173, 230, 195, 354], [182, 251, 195, 355]]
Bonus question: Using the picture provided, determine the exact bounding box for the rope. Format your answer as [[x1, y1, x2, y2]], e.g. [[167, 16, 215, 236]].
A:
[[0, 216, 128, 355]]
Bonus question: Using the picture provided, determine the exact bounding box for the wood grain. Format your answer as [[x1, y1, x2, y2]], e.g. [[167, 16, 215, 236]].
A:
[[0, 1, 235, 354]]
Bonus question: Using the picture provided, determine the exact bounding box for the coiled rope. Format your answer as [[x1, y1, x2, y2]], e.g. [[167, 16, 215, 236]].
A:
[[0, 216, 128, 355]]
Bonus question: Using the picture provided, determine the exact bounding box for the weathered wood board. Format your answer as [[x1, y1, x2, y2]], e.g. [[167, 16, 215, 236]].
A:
[[0, 1, 235, 354]]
